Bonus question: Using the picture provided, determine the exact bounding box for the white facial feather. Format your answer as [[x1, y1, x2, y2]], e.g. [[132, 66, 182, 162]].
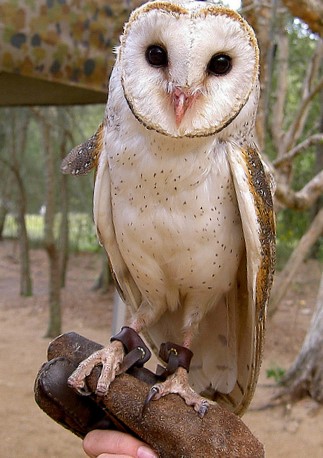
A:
[[119, 1, 259, 138]]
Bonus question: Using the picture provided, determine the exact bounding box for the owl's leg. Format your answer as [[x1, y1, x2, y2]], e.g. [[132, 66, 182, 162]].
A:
[[146, 328, 212, 418]]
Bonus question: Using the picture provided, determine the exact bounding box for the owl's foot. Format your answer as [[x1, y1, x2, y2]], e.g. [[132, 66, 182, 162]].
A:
[[68, 340, 125, 396], [146, 366, 210, 418], [68, 326, 151, 396], [144, 341, 210, 417]]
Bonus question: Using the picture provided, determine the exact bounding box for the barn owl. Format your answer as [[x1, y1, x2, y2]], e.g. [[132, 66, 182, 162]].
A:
[[63, 0, 275, 417]]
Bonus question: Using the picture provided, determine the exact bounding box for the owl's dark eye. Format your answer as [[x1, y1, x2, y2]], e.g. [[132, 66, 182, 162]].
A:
[[207, 54, 232, 76], [145, 45, 168, 68]]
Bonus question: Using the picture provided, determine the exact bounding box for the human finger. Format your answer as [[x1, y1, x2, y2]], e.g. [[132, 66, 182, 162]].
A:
[[83, 429, 158, 458]]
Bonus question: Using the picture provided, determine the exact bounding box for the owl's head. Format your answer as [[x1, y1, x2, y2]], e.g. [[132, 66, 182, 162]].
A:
[[118, 0, 259, 139]]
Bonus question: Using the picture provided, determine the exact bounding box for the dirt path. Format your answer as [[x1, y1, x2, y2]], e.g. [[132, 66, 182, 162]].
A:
[[0, 240, 322, 457]]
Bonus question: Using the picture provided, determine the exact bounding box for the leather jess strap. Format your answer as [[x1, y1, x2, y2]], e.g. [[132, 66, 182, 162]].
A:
[[110, 327, 193, 377], [159, 342, 193, 376], [111, 326, 151, 371]]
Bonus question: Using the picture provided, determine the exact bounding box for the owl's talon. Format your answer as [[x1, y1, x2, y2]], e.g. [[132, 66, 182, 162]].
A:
[[74, 384, 92, 397], [196, 399, 209, 418], [67, 376, 91, 396], [95, 381, 110, 397], [142, 386, 160, 416], [145, 386, 160, 405]]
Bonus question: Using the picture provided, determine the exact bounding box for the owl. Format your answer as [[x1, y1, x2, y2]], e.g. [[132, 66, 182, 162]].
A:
[[63, 0, 275, 417]]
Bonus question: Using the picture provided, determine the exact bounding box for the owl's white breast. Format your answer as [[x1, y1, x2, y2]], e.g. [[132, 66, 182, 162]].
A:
[[103, 91, 244, 316]]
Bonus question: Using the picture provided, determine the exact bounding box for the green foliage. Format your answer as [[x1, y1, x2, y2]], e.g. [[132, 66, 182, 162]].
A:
[[0, 105, 103, 214], [3, 213, 99, 252], [268, 21, 319, 141], [266, 19, 322, 268], [292, 147, 317, 191], [266, 365, 286, 384], [0, 105, 104, 252], [276, 207, 316, 269], [275, 141, 322, 266], [284, 22, 318, 130], [67, 213, 99, 252]]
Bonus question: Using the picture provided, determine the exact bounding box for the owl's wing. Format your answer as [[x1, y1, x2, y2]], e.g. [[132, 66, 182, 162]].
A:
[[93, 133, 142, 311], [222, 142, 276, 415], [61, 123, 104, 176], [61, 122, 142, 309]]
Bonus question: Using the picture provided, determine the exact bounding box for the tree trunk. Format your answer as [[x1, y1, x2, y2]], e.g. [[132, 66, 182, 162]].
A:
[[0, 170, 12, 240], [310, 94, 323, 258], [279, 272, 323, 402], [59, 175, 69, 288], [46, 242, 61, 338], [40, 109, 62, 338], [92, 251, 111, 293], [58, 110, 70, 288], [10, 110, 33, 296], [242, 0, 277, 150], [0, 206, 7, 240], [15, 200, 32, 297], [269, 208, 323, 316]]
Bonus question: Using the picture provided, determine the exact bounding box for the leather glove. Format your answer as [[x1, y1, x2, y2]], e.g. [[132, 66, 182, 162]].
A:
[[34, 331, 264, 457]]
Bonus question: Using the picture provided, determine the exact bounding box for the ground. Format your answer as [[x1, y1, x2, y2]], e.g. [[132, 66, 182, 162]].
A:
[[0, 239, 322, 458]]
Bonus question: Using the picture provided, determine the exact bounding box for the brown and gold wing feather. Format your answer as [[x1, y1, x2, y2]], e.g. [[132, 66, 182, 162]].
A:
[[223, 143, 275, 415], [61, 123, 104, 176]]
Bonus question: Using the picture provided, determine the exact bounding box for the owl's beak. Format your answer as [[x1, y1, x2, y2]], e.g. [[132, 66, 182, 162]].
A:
[[172, 87, 196, 126]]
